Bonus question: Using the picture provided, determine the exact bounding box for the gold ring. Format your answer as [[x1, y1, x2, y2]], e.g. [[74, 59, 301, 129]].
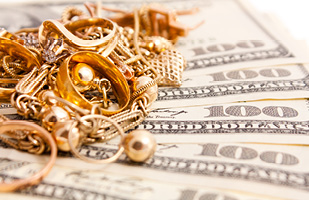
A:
[[56, 51, 130, 116], [39, 18, 118, 56], [0, 120, 57, 192]]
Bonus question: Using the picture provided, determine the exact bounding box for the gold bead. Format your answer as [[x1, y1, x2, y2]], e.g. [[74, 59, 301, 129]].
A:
[[41, 106, 70, 131], [53, 121, 80, 152], [143, 36, 173, 53], [134, 76, 158, 105], [123, 129, 156, 162], [72, 63, 95, 86]]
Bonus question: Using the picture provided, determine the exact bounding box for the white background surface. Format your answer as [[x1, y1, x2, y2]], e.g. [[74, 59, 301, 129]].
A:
[[249, 0, 309, 44]]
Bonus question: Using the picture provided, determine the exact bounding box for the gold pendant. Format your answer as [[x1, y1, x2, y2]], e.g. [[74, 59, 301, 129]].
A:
[[149, 49, 186, 87]]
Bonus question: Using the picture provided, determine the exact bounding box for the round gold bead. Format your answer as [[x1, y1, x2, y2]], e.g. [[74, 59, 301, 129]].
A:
[[53, 121, 80, 152], [134, 76, 158, 105], [123, 129, 156, 162], [143, 36, 173, 53], [71, 63, 95, 86], [41, 106, 70, 131]]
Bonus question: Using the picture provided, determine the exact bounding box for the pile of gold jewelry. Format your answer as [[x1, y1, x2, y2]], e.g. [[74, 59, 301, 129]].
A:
[[0, 2, 198, 191]]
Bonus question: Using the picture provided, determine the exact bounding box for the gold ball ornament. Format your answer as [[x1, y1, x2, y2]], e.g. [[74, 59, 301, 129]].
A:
[[123, 129, 156, 162], [143, 36, 173, 53], [71, 63, 96, 92], [41, 106, 70, 131], [53, 121, 80, 152]]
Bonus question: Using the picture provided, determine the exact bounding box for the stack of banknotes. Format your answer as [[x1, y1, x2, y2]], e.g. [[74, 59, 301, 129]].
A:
[[0, 0, 308, 199]]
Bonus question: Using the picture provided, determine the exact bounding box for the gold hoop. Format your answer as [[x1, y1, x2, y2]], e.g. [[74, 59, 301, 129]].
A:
[[0, 120, 57, 192], [68, 114, 124, 163], [56, 51, 130, 116]]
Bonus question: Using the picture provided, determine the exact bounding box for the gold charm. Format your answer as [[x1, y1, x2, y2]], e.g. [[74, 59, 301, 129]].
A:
[[149, 49, 186, 87]]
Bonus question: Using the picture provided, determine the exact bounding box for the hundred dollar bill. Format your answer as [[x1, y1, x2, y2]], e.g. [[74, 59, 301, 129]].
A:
[[2, 98, 309, 144], [0, 103, 16, 115], [145, 99, 309, 144], [0, 157, 282, 200], [153, 64, 309, 108], [1, 142, 309, 199], [176, 0, 309, 76], [52, 143, 309, 199], [0, 0, 308, 77]]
